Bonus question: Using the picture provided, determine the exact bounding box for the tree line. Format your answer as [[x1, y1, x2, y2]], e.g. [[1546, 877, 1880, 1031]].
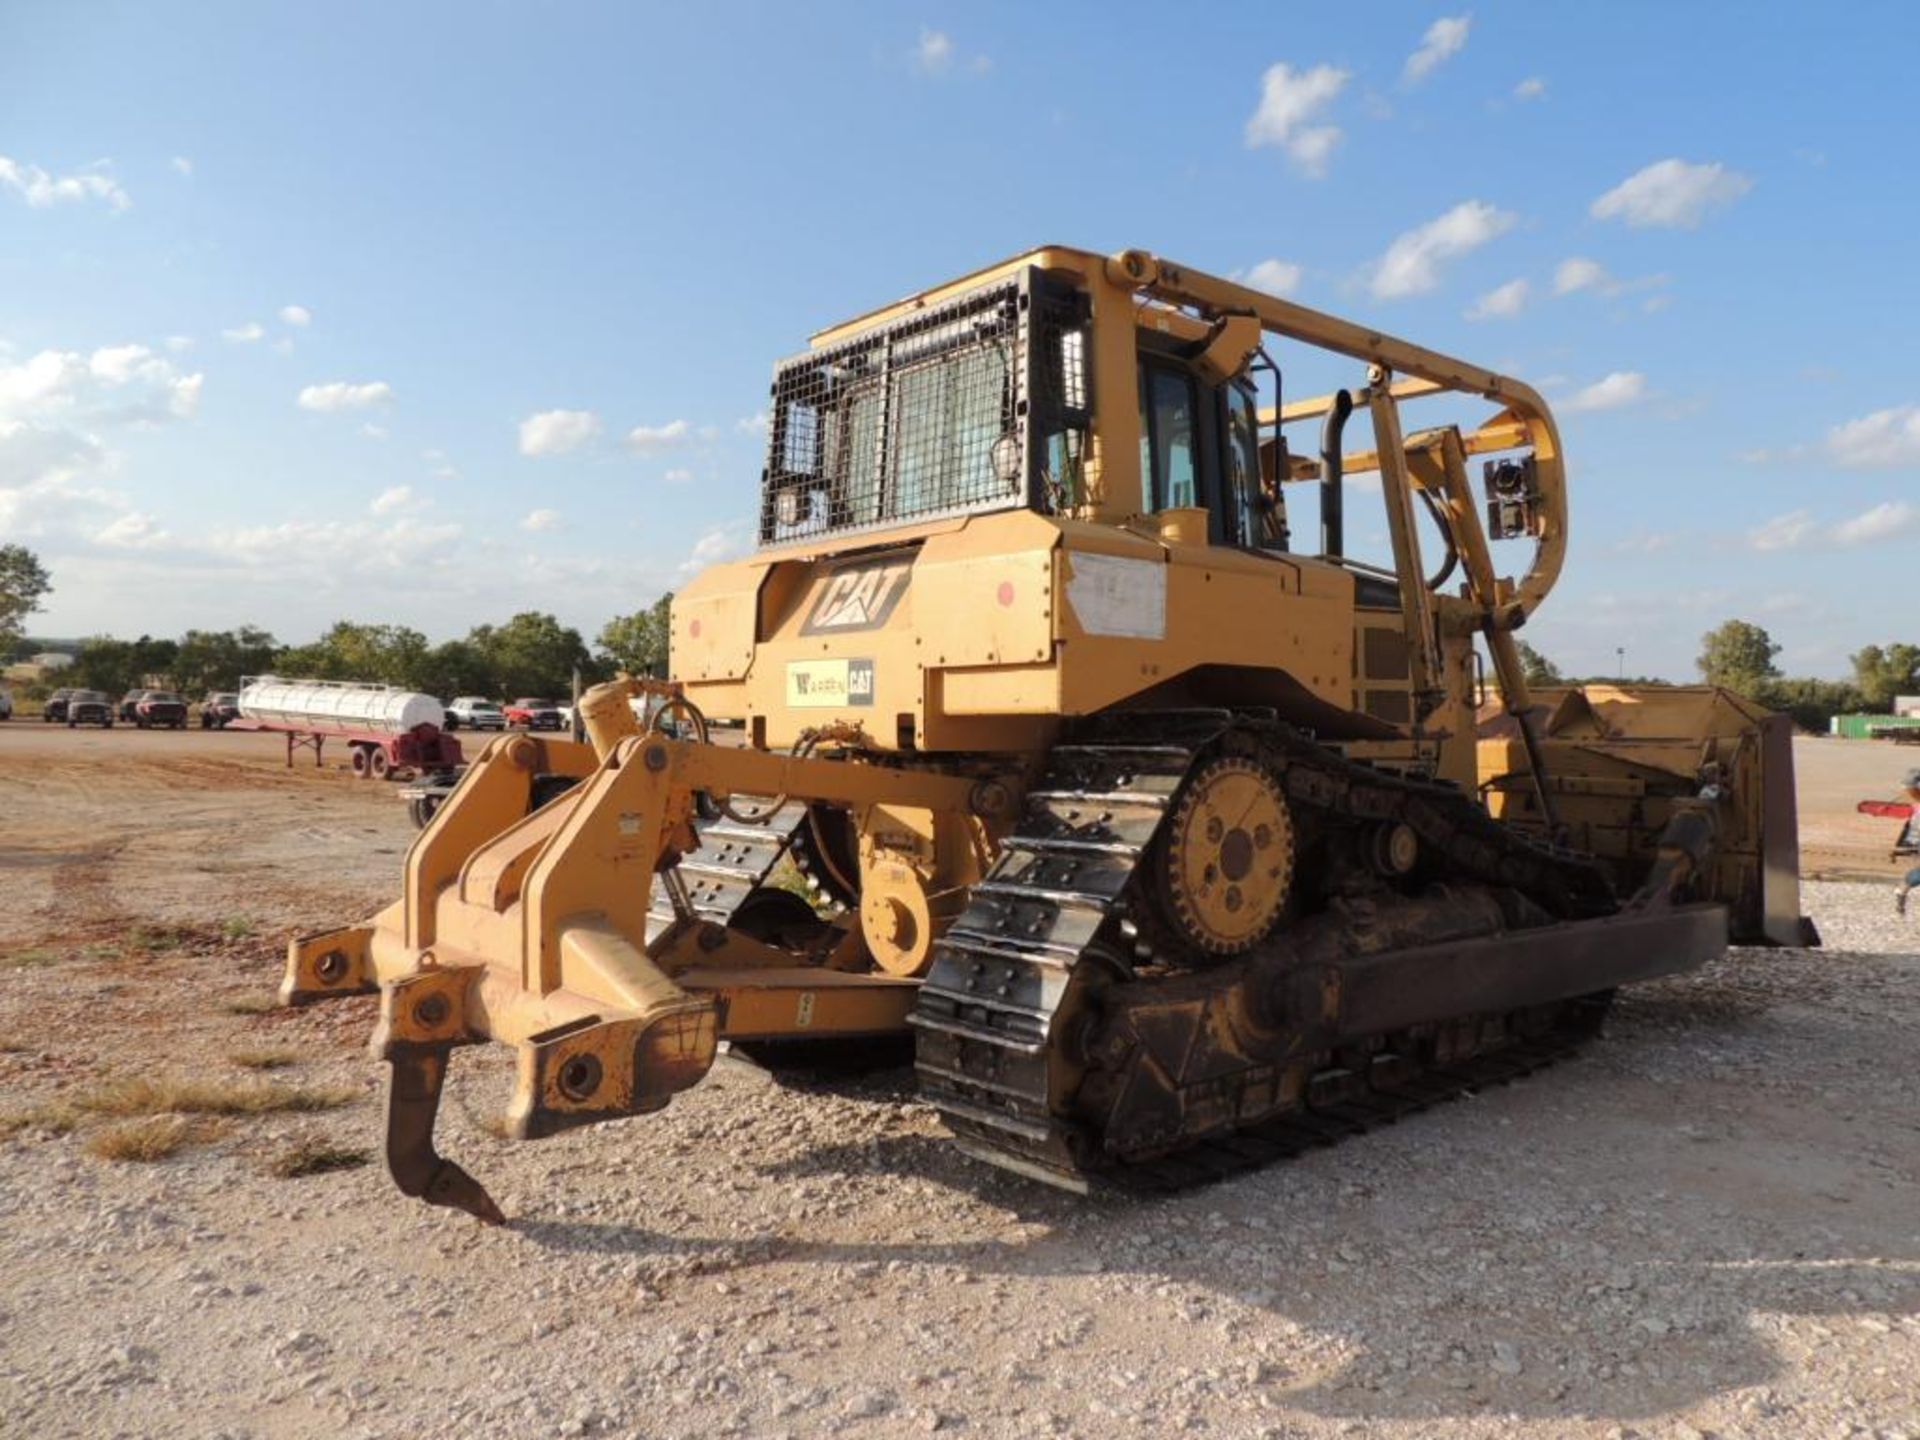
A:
[[9, 597, 674, 702]]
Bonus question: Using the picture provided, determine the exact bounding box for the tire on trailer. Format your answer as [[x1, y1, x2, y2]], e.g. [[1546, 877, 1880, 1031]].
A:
[[368, 747, 391, 780], [349, 745, 372, 779]]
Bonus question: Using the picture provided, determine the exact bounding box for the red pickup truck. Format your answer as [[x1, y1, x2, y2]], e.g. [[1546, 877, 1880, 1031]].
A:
[[504, 697, 566, 731]]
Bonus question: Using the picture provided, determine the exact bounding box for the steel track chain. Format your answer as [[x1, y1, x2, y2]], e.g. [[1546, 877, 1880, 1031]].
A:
[[909, 709, 1618, 1188]]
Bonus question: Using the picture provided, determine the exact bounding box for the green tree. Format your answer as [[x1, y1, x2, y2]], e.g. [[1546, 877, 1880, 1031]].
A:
[[1849, 643, 1920, 712], [1754, 676, 1864, 733], [1516, 640, 1562, 688], [275, 622, 429, 687], [1696, 620, 1781, 695], [0, 544, 53, 651], [597, 593, 674, 678], [413, 639, 496, 699], [172, 626, 280, 695], [468, 612, 597, 698], [70, 635, 179, 695], [71, 637, 135, 695]]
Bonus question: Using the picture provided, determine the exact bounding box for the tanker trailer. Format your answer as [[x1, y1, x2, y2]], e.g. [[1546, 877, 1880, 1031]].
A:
[[238, 675, 463, 780]]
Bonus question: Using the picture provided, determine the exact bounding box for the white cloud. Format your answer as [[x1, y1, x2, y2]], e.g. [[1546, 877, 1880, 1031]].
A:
[[1748, 510, 1815, 552], [95, 511, 169, 549], [222, 321, 265, 343], [1826, 404, 1920, 469], [360, 422, 388, 440], [1748, 501, 1919, 552], [678, 524, 748, 576], [1369, 199, 1516, 299], [663, 467, 694, 485], [1513, 77, 1547, 101], [521, 508, 561, 532], [297, 380, 393, 413], [1562, 371, 1647, 412], [916, 28, 953, 72], [0, 343, 202, 422], [202, 515, 465, 575], [369, 484, 424, 516], [1244, 63, 1349, 178], [0, 155, 131, 211], [1404, 15, 1470, 84], [518, 408, 601, 457], [737, 412, 769, 435], [164, 335, 193, 354], [279, 304, 312, 328], [1832, 500, 1918, 546], [1240, 258, 1303, 297], [0, 341, 203, 552], [171, 156, 194, 178], [1554, 256, 1608, 295], [1465, 277, 1529, 320], [625, 418, 691, 454], [1591, 158, 1752, 229]]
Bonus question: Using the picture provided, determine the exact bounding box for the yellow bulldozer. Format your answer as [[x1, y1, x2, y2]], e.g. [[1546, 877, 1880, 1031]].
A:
[[284, 246, 1810, 1222]]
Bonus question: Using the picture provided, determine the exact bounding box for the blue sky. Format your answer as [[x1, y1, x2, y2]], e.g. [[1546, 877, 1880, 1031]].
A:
[[3, 2, 1916, 680]]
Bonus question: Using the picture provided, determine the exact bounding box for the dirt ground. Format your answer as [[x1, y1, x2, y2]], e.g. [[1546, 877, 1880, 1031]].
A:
[[0, 726, 1916, 1440]]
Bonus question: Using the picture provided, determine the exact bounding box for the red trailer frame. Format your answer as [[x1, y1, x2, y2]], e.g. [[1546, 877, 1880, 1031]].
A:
[[275, 721, 463, 780]]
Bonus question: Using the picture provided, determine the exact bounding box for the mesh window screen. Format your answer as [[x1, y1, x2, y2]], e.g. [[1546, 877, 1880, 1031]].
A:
[[760, 272, 1088, 547]]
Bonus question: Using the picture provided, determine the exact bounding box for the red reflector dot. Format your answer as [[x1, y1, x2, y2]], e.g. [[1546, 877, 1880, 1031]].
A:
[[996, 581, 1015, 607], [689, 619, 702, 638]]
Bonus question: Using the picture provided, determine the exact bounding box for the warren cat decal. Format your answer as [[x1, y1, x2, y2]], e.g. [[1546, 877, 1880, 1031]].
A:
[[801, 557, 912, 636]]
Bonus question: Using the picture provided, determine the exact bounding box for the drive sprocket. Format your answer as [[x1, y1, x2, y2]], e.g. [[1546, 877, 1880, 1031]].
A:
[[1153, 753, 1294, 956]]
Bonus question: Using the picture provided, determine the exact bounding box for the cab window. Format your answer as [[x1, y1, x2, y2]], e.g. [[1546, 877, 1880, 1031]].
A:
[[1226, 383, 1262, 546], [1138, 365, 1199, 511]]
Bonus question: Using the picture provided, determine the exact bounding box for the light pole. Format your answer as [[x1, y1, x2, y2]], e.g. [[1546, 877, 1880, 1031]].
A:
[[1616, 646, 1625, 680]]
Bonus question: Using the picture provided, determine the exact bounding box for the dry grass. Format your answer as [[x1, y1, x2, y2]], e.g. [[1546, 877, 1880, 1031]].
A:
[[74, 1074, 358, 1118], [0, 948, 60, 970], [221, 994, 277, 1016], [265, 1138, 369, 1179], [86, 1116, 195, 1163], [0, 1102, 79, 1138], [0, 1037, 29, 1054], [228, 1049, 298, 1071]]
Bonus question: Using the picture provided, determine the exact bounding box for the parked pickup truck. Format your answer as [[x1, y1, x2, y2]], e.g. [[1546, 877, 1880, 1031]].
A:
[[503, 697, 565, 731], [444, 696, 506, 731], [68, 690, 115, 728], [120, 689, 189, 728], [200, 692, 241, 729]]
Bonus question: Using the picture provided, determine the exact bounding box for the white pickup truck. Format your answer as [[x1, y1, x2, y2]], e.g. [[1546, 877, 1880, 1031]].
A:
[[444, 696, 506, 731]]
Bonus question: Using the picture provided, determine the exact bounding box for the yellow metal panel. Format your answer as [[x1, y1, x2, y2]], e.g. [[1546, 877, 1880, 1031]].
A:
[[674, 559, 763, 682], [939, 663, 1062, 714], [914, 517, 1057, 668]]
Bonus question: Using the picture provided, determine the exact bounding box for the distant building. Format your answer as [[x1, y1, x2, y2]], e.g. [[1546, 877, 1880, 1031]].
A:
[[1897, 696, 1920, 718], [30, 652, 75, 671]]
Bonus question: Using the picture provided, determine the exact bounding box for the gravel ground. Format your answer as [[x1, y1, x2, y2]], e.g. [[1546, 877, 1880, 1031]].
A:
[[0, 731, 1916, 1439]]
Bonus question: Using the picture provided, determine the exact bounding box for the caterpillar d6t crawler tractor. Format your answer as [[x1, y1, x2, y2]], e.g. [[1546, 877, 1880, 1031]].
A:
[[286, 247, 1810, 1222]]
